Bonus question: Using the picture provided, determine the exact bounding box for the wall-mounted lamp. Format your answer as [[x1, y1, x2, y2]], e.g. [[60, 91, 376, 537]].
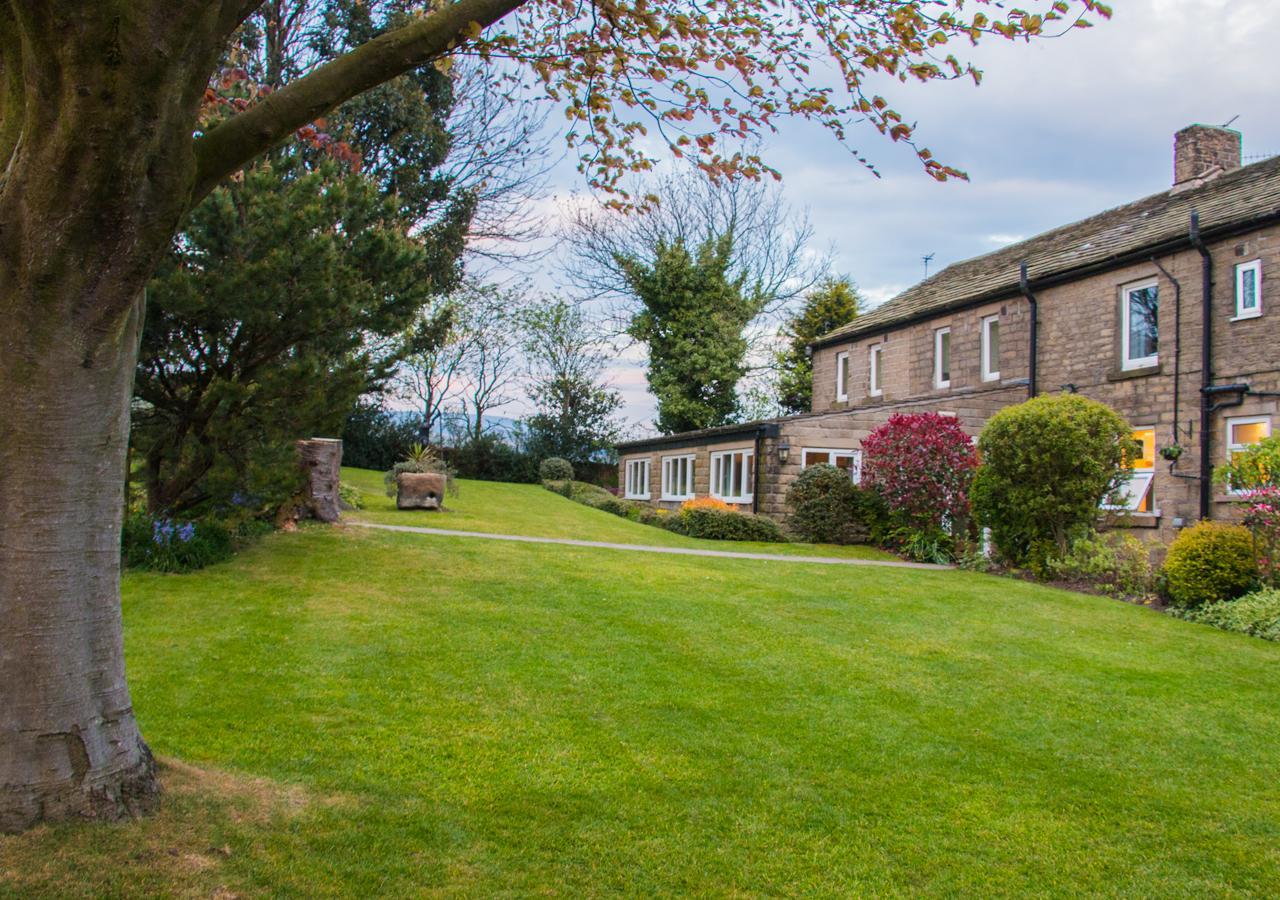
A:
[[776, 439, 791, 464]]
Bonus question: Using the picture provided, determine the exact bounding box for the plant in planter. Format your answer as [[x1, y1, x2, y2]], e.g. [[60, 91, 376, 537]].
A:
[[385, 443, 455, 510]]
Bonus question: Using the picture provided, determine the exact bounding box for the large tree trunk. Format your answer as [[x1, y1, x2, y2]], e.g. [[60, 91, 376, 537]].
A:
[[0, 6, 227, 833], [0, 299, 161, 833]]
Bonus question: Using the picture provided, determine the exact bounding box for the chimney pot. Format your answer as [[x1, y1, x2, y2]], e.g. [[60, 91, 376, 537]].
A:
[[1174, 124, 1242, 187]]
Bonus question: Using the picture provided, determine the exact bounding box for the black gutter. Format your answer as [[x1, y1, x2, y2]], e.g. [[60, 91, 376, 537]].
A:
[[808, 207, 1280, 352], [1150, 256, 1183, 452], [616, 421, 777, 454], [1018, 261, 1038, 399], [1190, 210, 1214, 520]]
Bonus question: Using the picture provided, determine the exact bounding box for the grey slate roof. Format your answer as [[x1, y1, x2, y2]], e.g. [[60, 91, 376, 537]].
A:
[[814, 155, 1280, 347]]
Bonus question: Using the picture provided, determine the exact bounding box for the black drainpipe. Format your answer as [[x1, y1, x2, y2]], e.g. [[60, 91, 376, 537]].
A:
[[1150, 256, 1182, 454], [1019, 261, 1038, 398], [752, 427, 764, 514], [1190, 210, 1213, 520]]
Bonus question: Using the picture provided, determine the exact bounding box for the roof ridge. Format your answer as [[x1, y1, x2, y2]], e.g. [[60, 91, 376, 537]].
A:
[[815, 153, 1280, 346]]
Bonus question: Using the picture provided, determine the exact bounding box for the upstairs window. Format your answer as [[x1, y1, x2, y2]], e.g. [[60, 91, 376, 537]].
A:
[[934, 328, 951, 389], [981, 315, 1000, 382], [835, 351, 849, 402], [624, 458, 650, 500], [869, 345, 883, 397], [710, 449, 754, 503], [660, 455, 695, 501], [1104, 428, 1155, 513], [802, 448, 863, 484], [1121, 280, 1159, 370], [1235, 259, 1262, 320]]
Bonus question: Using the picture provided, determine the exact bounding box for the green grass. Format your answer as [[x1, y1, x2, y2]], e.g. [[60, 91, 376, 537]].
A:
[[343, 466, 895, 560], [5, 480, 1280, 896]]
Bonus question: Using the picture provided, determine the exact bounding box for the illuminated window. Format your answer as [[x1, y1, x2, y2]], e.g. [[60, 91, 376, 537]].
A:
[[660, 454, 695, 501], [1235, 260, 1262, 320], [710, 449, 754, 502], [624, 458, 650, 499], [1121, 280, 1159, 370], [1104, 428, 1155, 513], [801, 448, 863, 485], [835, 351, 849, 402], [934, 327, 951, 388], [869, 345, 883, 397], [1226, 416, 1272, 493]]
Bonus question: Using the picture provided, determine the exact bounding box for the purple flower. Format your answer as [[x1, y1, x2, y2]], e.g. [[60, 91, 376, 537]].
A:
[[177, 522, 196, 543]]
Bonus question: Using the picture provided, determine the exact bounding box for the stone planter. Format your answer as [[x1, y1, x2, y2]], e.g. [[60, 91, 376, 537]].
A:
[[396, 471, 447, 510]]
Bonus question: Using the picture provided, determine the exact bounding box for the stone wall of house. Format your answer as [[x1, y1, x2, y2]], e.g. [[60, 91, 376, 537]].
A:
[[808, 221, 1280, 544]]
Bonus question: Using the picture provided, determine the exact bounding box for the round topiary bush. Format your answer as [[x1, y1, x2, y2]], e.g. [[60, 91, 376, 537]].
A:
[[786, 463, 866, 544], [1161, 521, 1258, 608], [972, 394, 1131, 566], [539, 457, 575, 482]]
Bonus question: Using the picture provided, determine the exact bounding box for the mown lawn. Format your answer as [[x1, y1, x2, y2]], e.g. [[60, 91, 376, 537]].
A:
[[4, 481, 1280, 897], [342, 466, 896, 560]]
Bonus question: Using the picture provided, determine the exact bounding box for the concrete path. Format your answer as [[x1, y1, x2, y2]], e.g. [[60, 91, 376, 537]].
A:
[[346, 521, 951, 570]]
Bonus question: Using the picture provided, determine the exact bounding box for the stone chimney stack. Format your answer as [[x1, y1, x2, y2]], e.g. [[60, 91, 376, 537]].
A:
[[1174, 124, 1242, 188]]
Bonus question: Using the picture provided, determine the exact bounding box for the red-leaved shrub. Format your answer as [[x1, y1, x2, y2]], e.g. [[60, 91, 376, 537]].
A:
[[861, 412, 978, 534]]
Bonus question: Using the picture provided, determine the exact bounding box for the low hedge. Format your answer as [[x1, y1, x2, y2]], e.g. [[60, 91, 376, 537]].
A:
[[1171, 588, 1280, 642], [668, 506, 786, 542], [544, 481, 786, 543]]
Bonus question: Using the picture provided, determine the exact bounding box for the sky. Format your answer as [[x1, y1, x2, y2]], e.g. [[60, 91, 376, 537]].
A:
[[484, 0, 1280, 433]]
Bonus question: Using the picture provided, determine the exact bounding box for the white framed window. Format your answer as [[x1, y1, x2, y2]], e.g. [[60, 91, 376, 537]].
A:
[[1226, 416, 1272, 493], [1234, 259, 1262, 320], [624, 458, 650, 500], [934, 327, 951, 389], [869, 344, 883, 397], [981, 315, 1000, 382], [801, 448, 863, 485], [660, 454, 695, 501], [710, 449, 754, 503], [1121, 279, 1159, 370], [835, 351, 849, 402], [1104, 428, 1155, 513]]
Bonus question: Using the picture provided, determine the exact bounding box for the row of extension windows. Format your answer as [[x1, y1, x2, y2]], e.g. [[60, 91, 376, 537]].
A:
[[836, 258, 1263, 400], [626, 447, 866, 503], [623, 450, 757, 503], [1104, 416, 1273, 513]]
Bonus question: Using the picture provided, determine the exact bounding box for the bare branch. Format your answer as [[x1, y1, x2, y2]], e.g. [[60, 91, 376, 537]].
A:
[[192, 0, 526, 201]]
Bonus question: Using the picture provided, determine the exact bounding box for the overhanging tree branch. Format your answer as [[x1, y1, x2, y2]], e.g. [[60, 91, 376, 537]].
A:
[[191, 0, 527, 202]]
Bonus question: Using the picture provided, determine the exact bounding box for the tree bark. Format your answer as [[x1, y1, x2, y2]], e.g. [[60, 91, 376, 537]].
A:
[[0, 300, 162, 833]]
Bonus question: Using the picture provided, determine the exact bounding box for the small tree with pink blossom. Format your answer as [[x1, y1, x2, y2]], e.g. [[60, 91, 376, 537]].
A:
[[1219, 435, 1280, 588], [861, 413, 979, 561]]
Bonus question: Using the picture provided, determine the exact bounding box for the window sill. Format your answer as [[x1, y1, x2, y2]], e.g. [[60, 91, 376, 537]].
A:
[[623, 494, 650, 501], [660, 495, 693, 503], [1107, 363, 1162, 382], [1102, 511, 1161, 529], [1230, 312, 1262, 322]]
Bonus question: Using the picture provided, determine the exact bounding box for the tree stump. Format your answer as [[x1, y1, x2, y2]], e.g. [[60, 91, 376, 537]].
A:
[[296, 438, 343, 523]]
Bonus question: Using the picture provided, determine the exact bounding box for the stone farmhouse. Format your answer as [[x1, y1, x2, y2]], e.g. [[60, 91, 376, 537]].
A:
[[616, 125, 1280, 544]]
